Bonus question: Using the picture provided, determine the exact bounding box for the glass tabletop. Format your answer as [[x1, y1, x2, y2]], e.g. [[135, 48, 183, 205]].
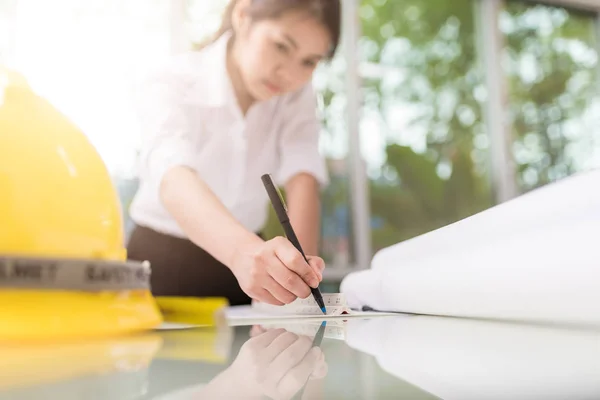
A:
[[1, 313, 598, 400]]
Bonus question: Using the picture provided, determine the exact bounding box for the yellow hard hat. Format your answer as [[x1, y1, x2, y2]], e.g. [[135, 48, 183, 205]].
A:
[[0, 67, 125, 260], [0, 66, 162, 340]]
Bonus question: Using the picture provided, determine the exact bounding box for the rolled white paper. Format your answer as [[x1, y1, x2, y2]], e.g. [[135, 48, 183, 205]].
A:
[[341, 169, 600, 325]]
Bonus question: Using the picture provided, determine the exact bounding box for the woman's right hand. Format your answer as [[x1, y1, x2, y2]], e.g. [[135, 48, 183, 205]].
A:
[[231, 236, 325, 305]]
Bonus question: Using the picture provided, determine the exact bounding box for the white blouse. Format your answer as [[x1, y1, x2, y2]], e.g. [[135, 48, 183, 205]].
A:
[[129, 32, 329, 238]]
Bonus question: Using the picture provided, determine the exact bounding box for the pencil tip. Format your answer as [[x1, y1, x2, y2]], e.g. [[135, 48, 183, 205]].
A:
[[321, 307, 327, 315]]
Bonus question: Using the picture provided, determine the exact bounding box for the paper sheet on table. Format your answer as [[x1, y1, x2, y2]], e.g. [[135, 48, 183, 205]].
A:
[[225, 306, 395, 326], [225, 293, 397, 326], [341, 169, 600, 325]]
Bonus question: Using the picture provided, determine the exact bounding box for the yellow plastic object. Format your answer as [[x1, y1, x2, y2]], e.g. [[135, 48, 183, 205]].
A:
[[0, 66, 125, 261], [156, 296, 229, 326]]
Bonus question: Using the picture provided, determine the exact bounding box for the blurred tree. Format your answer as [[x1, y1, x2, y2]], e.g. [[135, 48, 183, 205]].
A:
[[317, 0, 599, 255], [502, 2, 599, 191], [355, 0, 493, 252]]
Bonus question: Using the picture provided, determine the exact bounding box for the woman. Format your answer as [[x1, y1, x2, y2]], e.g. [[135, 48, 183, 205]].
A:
[[126, 0, 341, 306]]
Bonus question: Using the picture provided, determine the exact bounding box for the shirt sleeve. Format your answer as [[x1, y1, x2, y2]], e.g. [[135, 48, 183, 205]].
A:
[[134, 67, 198, 187], [275, 84, 329, 188]]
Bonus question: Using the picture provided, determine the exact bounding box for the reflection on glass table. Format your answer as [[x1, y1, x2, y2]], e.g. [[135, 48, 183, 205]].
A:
[[152, 320, 436, 400], [160, 325, 328, 400], [0, 318, 436, 400], [346, 316, 600, 400], [2, 314, 598, 400]]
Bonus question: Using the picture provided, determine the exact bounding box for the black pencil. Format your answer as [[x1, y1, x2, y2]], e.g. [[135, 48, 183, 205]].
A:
[[261, 174, 327, 315]]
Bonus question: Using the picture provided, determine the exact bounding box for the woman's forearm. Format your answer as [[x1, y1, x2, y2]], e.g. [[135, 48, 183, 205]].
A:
[[159, 166, 263, 269], [285, 173, 321, 256]]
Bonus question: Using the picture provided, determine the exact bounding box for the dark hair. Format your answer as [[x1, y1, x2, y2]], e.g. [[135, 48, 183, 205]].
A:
[[200, 0, 341, 59]]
